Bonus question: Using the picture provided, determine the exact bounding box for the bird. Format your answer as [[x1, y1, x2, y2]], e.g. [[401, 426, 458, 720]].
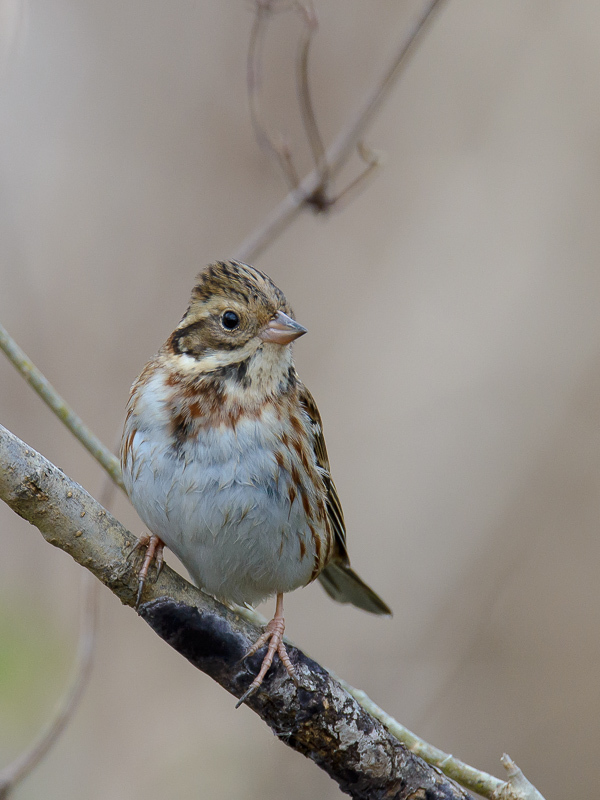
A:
[[121, 260, 391, 706]]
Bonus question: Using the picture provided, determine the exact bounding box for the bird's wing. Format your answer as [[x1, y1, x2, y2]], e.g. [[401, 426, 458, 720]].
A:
[[298, 383, 350, 565]]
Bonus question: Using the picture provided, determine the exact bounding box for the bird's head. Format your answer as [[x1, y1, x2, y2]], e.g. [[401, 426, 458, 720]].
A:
[[166, 261, 306, 384]]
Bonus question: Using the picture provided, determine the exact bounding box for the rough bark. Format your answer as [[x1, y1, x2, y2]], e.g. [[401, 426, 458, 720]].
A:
[[0, 423, 473, 800]]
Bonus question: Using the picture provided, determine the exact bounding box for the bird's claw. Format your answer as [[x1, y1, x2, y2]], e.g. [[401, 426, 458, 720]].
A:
[[236, 611, 298, 708], [126, 533, 165, 609]]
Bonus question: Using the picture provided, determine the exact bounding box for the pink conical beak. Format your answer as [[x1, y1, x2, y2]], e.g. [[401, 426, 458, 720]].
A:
[[259, 311, 307, 345]]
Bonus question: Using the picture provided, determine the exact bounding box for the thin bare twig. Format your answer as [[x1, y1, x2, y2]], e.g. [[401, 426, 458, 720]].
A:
[[248, 1, 376, 212], [235, 0, 448, 262], [295, 2, 328, 186], [245, 0, 338, 210], [321, 140, 384, 213], [0, 573, 98, 800], [0, 321, 123, 489], [247, 0, 300, 188]]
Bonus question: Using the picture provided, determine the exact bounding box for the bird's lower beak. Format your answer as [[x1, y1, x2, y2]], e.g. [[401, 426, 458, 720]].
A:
[[260, 311, 307, 345]]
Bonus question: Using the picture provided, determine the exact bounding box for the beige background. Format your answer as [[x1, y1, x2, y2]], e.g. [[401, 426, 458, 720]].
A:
[[1, 1, 599, 798]]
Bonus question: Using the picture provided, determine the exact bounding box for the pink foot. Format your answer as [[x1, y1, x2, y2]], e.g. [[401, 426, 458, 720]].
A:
[[236, 593, 298, 708], [127, 533, 165, 608]]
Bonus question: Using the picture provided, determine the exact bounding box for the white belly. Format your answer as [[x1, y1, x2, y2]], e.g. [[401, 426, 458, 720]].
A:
[[123, 410, 318, 607]]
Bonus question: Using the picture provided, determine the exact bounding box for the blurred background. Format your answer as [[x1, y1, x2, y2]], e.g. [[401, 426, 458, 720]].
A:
[[1, 1, 599, 797]]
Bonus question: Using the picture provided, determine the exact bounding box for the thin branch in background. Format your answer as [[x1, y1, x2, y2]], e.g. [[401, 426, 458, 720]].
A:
[[294, 1, 328, 187], [322, 140, 385, 213], [247, 0, 334, 210], [0, 321, 123, 489], [247, 0, 300, 188], [0, 572, 98, 800], [236, 0, 448, 262], [246, 0, 410, 214], [0, 460, 123, 799]]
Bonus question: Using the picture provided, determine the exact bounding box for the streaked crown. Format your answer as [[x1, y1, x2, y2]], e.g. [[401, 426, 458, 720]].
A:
[[166, 261, 297, 365], [190, 261, 290, 312]]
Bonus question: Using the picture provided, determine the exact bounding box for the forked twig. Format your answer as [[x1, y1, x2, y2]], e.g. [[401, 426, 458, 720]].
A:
[[236, 0, 448, 261], [320, 140, 384, 213], [247, 0, 300, 188], [246, 0, 332, 208]]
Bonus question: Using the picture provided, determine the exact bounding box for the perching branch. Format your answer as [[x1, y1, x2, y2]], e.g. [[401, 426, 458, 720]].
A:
[[236, 0, 448, 262], [0, 424, 547, 800], [0, 423, 472, 800]]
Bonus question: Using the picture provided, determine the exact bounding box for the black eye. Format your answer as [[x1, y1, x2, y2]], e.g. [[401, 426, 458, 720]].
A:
[[221, 310, 240, 330]]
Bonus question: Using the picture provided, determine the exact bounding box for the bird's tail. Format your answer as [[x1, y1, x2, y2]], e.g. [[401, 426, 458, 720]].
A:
[[318, 561, 392, 616]]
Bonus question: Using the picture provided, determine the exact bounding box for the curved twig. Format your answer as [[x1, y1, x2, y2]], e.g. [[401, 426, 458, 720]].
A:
[[235, 0, 448, 262], [247, 0, 301, 188], [0, 573, 97, 799], [295, 2, 328, 186]]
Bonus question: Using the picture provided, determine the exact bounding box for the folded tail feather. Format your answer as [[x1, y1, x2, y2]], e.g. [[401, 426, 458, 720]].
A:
[[318, 561, 392, 616]]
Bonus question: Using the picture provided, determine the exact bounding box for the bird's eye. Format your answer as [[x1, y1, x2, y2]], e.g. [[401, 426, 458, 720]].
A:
[[221, 310, 240, 330]]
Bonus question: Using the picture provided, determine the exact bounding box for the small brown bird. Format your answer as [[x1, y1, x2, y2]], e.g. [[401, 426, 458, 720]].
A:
[[121, 261, 390, 705]]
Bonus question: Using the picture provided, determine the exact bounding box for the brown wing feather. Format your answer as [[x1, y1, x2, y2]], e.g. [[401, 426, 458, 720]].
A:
[[298, 383, 349, 565], [298, 382, 392, 616]]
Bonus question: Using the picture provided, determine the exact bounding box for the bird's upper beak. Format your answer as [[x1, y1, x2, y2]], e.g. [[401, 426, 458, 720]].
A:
[[259, 311, 307, 345]]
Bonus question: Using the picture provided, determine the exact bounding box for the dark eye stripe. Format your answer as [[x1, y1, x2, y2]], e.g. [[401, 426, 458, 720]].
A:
[[169, 317, 241, 356]]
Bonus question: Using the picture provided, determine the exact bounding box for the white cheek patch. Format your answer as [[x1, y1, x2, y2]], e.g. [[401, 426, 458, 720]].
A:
[[173, 342, 260, 375], [173, 352, 220, 373]]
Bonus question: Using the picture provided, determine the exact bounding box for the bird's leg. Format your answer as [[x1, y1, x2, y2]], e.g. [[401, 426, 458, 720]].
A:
[[127, 533, 165, 608], [236, 592, 298, 708]]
